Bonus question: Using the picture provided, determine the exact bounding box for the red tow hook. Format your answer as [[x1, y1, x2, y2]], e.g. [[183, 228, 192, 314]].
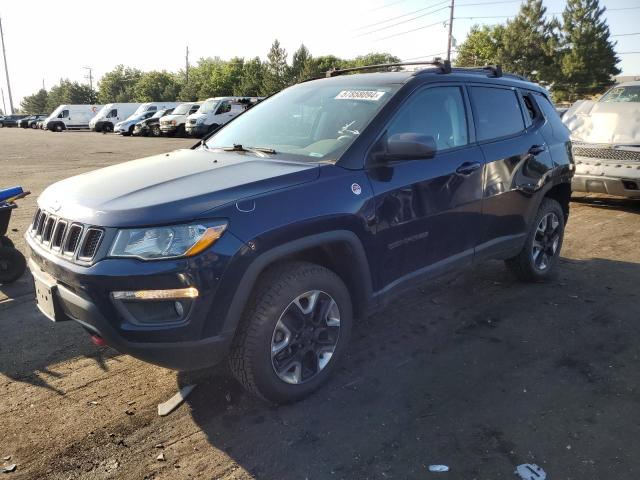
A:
[[90, 334, 107, 346]]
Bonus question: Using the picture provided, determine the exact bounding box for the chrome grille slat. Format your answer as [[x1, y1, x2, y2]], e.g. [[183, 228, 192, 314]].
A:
[[572, 142, 640, 162]]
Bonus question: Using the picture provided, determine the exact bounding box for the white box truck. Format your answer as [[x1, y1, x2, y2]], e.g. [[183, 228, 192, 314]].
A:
[[159, 102, 202, 136], [89, 103, 141, 132], [43, 105, 103, 132], [113, 102, 182, 136], [185, 97, 262, 137]]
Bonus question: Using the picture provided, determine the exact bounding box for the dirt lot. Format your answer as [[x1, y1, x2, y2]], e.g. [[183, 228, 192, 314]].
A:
[[1, 128, 640, 479]]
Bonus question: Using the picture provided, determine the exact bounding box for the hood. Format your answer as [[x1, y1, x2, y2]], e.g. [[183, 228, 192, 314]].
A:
[[38, 149, 319, 227], [160, 114, 184, 122], [563, 100, 640, 144]]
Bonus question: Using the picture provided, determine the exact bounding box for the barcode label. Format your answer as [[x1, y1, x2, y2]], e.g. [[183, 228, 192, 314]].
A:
[[335, 90, 386, 101]]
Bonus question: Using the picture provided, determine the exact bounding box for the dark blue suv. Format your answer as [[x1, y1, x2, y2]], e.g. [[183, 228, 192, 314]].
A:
[[26, 61, 573, 403]]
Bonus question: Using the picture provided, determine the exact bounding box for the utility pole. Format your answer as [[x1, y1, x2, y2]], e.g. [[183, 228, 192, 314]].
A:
[[0, 16, 14, 114], [83, 66, 93, 90], [185, 46, 190, 84], [1, 87, 6, 115], [446, 0, 455, 62], [42, 78, 45, 91]]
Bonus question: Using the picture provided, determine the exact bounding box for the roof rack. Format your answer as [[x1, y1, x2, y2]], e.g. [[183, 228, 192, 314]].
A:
[[326, 58, 452, 77]]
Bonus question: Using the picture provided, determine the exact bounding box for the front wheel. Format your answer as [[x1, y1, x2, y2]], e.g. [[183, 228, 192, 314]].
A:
[[54, 123, 64, 132], [151, 124, 161, 137], [229, 261, 352, 404], [0, 247, 26, 284], [505, 197, 565, 282]]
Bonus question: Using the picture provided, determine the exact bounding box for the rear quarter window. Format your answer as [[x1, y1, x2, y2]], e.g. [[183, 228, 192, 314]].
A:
[[470, 86, 525, 141]]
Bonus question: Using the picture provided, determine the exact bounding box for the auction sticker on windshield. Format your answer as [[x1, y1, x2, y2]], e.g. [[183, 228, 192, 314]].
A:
[[335, 90, 386, 101]]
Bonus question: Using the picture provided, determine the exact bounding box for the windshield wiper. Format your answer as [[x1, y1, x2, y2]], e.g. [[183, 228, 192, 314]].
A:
[[221, 144, 277, 156]]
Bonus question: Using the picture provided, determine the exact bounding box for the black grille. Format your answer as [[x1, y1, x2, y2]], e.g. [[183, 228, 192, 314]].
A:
[[64, 225, 83, 255], [572, 142, 640, 162], [31, 208, 42, 231], [79, 228, 103, 260], [52, 220, 67, 249], [42, 216, 55, 243], [35, 212, 46, 237]]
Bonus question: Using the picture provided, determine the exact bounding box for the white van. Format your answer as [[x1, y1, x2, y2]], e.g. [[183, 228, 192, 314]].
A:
[[89, 103, 141, 132], [113, 102, 182, 135], [44, 104, 103, 132], [159, 102, 202, 136], [185, 97, 262, 137]]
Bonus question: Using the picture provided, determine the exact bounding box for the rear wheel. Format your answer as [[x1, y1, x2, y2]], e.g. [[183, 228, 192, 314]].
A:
[[505, 198, 565, 282], [0, 247, 26, 284], [31, 123, 37, 129], [229, 261, 352, 403]]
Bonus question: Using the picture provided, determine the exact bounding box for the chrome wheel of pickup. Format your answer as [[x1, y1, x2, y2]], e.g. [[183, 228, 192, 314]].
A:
[[271, 290, 341, 385], [532, 212, 560, 271]]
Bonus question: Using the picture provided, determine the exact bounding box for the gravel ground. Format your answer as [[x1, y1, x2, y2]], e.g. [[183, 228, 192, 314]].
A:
[[1, 128, 639, 479]]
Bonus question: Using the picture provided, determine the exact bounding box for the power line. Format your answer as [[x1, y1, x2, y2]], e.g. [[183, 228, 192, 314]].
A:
[[454, 5, 640, 19], [356, 0, 449, 31], [612, 32, 640, 37], [457, 0, 523, 6], [369, 0, 409, 12], [356, 5, 449, 37], [402, 50, 454, 61], [376, 19, 447, 41], [618, 51, 640, 55]]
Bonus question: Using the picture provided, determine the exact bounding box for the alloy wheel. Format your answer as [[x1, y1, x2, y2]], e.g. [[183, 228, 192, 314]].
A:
[[271, 290, 341, 385], [532, 212, 560, 271]]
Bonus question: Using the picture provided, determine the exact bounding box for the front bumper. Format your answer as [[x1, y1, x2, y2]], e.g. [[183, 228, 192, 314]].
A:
[[160, 124, 180, 134], [185, 124, 208, 137], [573, 157, 640, 198], [26, 230, 247, 370]]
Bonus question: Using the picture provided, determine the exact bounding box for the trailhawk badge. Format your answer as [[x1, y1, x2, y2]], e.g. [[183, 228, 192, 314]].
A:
[[351, 183, 362, 195]]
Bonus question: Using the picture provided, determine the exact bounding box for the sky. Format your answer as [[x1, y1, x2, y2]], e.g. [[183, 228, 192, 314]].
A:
[[0, 0, 639, 111]]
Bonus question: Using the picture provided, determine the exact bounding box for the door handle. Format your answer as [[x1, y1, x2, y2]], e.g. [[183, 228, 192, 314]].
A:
[[456, 162, 482, 175], [528, 144, 547, 155]]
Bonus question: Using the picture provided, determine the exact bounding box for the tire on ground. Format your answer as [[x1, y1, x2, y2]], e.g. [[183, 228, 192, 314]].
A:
[[0, 246, 26, 284], [505, 197, 565, 282], [229, 261, 353, 404]]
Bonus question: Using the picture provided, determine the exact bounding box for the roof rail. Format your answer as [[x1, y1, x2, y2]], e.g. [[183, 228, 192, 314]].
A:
[[326, 58, 452, 77], [482, 64, 502, 77]]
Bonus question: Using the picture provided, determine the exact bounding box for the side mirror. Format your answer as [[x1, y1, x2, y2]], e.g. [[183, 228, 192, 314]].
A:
[[385, 133, 437, 160], [369, 133, 437, 165]]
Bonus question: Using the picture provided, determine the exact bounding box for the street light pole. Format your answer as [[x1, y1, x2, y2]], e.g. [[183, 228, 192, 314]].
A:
[[0, 16, 15, 114], [446, 0, 455, 62]]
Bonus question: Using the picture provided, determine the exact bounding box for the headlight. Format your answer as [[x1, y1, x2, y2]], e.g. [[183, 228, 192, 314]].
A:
[[170, 120, 177, 126], [109, 221, 227, 260]]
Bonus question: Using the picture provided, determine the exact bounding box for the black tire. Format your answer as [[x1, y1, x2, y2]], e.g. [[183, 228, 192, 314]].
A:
[[505, 197, 565, 282], [31, 123, 37, 129], [103, 123, 113, 133], [0, 247, 26, 284], [54, 123, 64, 132], [0, 236, 14, 248], [229, 261, 352, 404], [207, 123, 220, 135], [151, 124, 161, 137]]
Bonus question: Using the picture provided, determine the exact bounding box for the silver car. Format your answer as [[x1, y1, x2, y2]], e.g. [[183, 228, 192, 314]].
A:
[[563, 81, 640, 198]]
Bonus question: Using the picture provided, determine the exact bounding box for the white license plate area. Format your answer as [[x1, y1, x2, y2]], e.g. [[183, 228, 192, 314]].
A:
[[33, 270, 58, 321]]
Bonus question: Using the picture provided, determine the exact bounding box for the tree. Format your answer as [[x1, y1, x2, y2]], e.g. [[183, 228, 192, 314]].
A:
[[46, 80, 96, 111], [348, 52, 401, 68], [557, 0, 620, 101], [500, 0, 560, 83], [133, 71, 181, 102], [290, 44, 312, 84], [237, 57, 265, 96], [455, 25, 505, 67], [262, 39, 289, 95], [21, 89, 49, 114], [97, 65, 143, 103], [301, 55, 344, 80]]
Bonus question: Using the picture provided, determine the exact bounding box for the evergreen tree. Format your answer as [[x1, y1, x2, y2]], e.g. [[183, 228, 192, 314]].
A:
[[262, 39, 289, 95], [21, 89, 49, 114], [290, 44, 312, 83], [133, 71, 181, 102], [558, 0, 620, 101], [500, 0, 560, 83], [237, 57, 265, 96]]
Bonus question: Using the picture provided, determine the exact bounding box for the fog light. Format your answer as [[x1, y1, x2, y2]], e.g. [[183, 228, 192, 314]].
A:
[[174, 301, 184, 317], [111, 287, 199, 301]]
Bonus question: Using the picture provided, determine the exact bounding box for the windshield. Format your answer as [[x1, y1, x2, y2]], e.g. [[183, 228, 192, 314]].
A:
[[132, 104, 150, 116], [94, 104, 111, 118], [172, 103, 192, 115], [600, 85, 640, 103], [205, 82, 399, 162], [199, 100, 220, 114], [152, 109, 167, 119]]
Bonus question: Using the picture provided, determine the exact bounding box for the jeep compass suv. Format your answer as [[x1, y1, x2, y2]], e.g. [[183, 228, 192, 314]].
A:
[[27, 61, 573, 403]]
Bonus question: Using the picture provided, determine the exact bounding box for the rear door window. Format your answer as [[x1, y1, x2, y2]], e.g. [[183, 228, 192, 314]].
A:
[[470, 86, 525, 141], [532, 92, 570, 142]]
